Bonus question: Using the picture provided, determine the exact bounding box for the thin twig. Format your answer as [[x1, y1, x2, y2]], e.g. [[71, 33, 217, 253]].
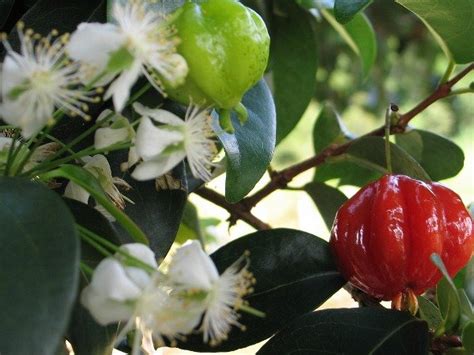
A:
[[195, 187, 271, 230]]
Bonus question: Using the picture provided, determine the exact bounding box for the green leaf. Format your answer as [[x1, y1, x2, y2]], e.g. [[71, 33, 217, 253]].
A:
[[396, 0, 474, 64], [432, 254, 462, 334], [313, 104, 352, 154], [40, 164, 149, 245], [346, 136, 431, 180], [214, 80, 276, 203], [462, 321, 474, 354], [0, 0, 15, 28], [304, 181, 347, 230], [178, 228, 345, 352], [314, 158, 380, 187], [113, 161, 187, 259], [65, 200, 121, 355], [175, 201, 202, 244], [0, 178, 79, 355], [11, 0, 105, 37], [395, 129, 464, 181], [334, 0, 373, 23], [272, 0, 318, 144], [458, 289, 474, 329], [258, 308, 429, 355], [322, 9, 377, 78], [418, 295, 443, 331], [465, 257, 474, 303]]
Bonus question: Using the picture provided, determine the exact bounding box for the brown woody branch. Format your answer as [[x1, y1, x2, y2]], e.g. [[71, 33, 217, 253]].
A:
[[195, 187, 271, 230], [196, 63, 473, 229]]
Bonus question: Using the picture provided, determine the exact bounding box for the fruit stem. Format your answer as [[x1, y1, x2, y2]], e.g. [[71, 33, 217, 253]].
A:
[[234, 102, 249, 125], [218, 109, 235, 134], [384, 104, 396, 174]]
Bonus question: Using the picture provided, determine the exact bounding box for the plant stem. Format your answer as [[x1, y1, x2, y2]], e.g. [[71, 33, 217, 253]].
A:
[[4, 130, 20, 176], [195, 63, 474, 225], [384, 106, 393, 174], [438, 60, 455, 86], [80, 262, 94, 276], [77, 224, 156, 273]]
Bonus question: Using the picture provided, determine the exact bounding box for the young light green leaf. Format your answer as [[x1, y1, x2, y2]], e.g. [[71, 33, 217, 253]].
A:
[[321, 9, 377, 79], [304, 182, 348, 230], [418, 295, 443, 331], [272, 0, 318, 144], [334, 0, 373, 23], [458, 289, 474, 329], [432, 253, 462, 334], [462, 321, 474, 354], [396, 0, 474, 64], [0, 178, 79, 355], [395, 129, 464, 182], [175, 201, 202, 244]]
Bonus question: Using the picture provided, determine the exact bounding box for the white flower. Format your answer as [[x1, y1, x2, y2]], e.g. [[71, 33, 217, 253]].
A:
[[132, 103, 216, 182], [94, 109, 139, 171], [64, 154, 132, 213], [81, 243, 158, 325], [0, 25, 98, 138], [66, 0, 188, 112], [167, 241, 255, 346]]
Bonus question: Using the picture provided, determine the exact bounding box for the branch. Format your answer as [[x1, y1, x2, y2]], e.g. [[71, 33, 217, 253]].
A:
[[194, 64, 473, 226], [243, 63, 474, 208], [194, 187, 272, 231]]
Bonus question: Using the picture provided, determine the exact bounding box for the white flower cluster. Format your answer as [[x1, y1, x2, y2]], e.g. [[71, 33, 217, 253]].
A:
[[82, 241, 255, 354], [0, 0, 217, 182]]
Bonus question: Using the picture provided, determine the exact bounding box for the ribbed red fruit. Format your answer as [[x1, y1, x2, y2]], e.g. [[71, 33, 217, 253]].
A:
[[330, 174, 473, 301]]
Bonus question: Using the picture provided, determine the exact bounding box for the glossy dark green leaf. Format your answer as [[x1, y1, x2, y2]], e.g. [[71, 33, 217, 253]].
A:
[[395, 129, 464, 181], [347, 136, 431, 180], [113, 161, 187, 259], [214, 80, 276, 203], [313, 104, 352, 154], [334, 0, 373, 23], [322, 9, 377, 78], [0, 178, 79, 355], [396, 0, 474, 64], [64, 200, 121, 353], [12, 0, 105, 36], [0, 0, 15, 28], [258, 308, 429, 355], [418, 295, 443, 331], [272, 0, 317, 144], [178, 228, 345, 352], [304, 181, 347, 230], [64, 200, 121, 355], [314, 158, 380, 187]]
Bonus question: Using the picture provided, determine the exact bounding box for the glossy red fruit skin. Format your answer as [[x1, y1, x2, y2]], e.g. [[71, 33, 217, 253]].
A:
[[330, 174, 474, 301]]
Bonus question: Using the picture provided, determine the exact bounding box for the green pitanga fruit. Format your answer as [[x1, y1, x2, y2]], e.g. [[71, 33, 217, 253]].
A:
[[165, 0, 270, 132]]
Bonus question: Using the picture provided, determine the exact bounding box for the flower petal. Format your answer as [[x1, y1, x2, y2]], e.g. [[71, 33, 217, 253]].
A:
[[67, 22, 124, 69], [135, 116, 183, 160], [64, 181, 90, 204], [81, 286, 134, 325], [94, 126, 130, 149], [105, 60, 142, 112], [90, 258, 143, 301], [119, 243, 158, 290], [133, 103, 184, 126], [1, 55, 24, 97], [131, 150, 186, 181], [168, 240, 219, 290]]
